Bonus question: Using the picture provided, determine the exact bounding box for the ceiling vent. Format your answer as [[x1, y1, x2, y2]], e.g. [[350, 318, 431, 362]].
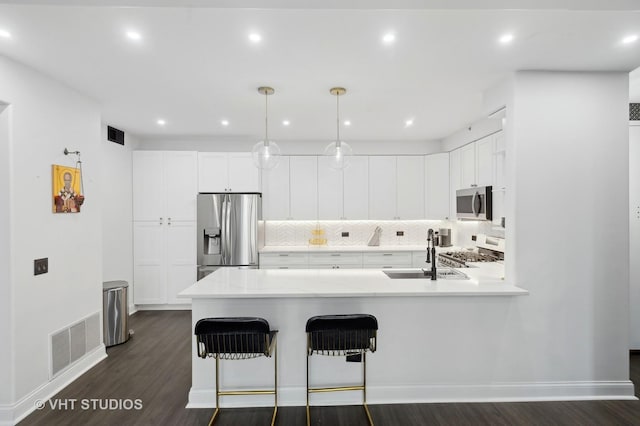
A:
[[107, 126, 125, 145]]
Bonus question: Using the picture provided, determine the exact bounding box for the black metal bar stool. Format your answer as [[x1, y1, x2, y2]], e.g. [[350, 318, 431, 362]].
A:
[[195, 317, 278, 426], [305, 314, 378, 426]]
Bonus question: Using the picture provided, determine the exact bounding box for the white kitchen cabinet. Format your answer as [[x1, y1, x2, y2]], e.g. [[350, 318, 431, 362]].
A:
[[459, 143, 476, 189], [133, 221, 196, 305], [261, 157, 290, 220], [475, 135, 495, 187], [133, 151, 197, 222], [259, 252, 309, 269], [317, 156, 344, 220], [307, 252, 363, 269], [425, 153, 450, 220], [362, 252, 413, 269], [492, 131, 506, 226], [343, 156, 369, 219], [289, 156, 318, 220], [397, 156, 425, 219], [368, 156, 397, 220], [198, 152, 260, 193], [449, 148, 461, 221]]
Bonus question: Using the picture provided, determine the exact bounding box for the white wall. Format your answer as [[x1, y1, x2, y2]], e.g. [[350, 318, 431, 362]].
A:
[[506, 71, 630, 383], [630, 123, 640, 349], [0, 104, 13, 408], [136, 137, 442, 155], [100, 125, 136, 310], [0, 55, 105, 413]]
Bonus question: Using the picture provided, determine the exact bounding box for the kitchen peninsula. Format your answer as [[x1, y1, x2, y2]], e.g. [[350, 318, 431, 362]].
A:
[[179, 267, 527, 408]]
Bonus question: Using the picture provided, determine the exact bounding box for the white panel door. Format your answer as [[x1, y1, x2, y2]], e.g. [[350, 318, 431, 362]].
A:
[[317, 156, 344, 220], [343, 156, 369, 219], [368, 156, 397, 220], [397, 156, 425, 219], [165, 151, 197, 221], [228, 152, 260, 192], [460, 143, 476, 188], [425, 153, 450, 220], [289, 156, 318, 220], [133, 222, 165, 304], [449, 148, 461, 221], [476, 135, 495, 187], [166, 221, 196, 304], [133, 151, 164, 221], [261, 156, 290, 220], [198, 152, 228, 192]]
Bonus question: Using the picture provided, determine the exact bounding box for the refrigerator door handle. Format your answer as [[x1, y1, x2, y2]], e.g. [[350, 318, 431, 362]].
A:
[[221, 195, 228, 265], [226, 193, 234, 265]]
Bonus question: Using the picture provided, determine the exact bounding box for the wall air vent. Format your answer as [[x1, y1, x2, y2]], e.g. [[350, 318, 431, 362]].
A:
[[50, 312, 102, 378], [107, 126, 125, 145], [631, 103, 640, 121]]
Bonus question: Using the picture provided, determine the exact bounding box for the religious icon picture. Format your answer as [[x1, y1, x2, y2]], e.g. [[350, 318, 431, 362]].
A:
[[52, 164, 84, 213]]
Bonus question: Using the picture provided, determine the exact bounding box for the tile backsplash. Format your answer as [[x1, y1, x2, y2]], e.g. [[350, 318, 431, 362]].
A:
[[264, 220, 498, 248]]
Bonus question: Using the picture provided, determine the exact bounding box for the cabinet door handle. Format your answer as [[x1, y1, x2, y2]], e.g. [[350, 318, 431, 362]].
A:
[[331, 254, 340, 257], [278, 254, 289, 257], [383, 266, 393, 269], [278, 266, 289, 269], [383, 253, 393, 256]]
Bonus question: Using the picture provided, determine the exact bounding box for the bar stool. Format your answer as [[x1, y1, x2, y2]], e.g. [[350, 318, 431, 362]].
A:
[[195, 317, 278, 426], [305, 314, 378, 426]]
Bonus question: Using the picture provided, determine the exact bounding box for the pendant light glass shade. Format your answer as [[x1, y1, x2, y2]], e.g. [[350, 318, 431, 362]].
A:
[[252, 139, 281, 170], [252, 86, 281, 170], [324, 87, 352, 170]]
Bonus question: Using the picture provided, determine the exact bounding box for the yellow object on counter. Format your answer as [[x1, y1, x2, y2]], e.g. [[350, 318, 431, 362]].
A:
[[309, 225, 327, 245]]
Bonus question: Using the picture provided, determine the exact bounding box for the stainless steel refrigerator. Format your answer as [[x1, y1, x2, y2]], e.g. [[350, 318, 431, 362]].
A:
[[197, 193, 262, 280]]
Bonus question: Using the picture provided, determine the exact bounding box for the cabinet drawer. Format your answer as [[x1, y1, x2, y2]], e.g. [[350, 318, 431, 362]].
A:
[[308, 252, 363, 266], [363, 264, 407, 269], [259, 253, 309, 266], [363, 252, 412, 266], [260, 265, 309, 270]]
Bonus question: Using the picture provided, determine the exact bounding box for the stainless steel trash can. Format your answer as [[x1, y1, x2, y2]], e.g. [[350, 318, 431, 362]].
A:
[[103, 280, 130, 347]]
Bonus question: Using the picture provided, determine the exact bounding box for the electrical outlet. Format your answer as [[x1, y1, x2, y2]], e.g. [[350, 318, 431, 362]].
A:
[[396, 231, 404, 236], [34, 258, 48, 276], [471, 235, 477, 241], [341, 232, 349, 237]]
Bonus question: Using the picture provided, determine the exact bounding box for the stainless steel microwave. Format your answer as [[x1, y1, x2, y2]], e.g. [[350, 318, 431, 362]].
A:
[[456, 186, 492, 221]]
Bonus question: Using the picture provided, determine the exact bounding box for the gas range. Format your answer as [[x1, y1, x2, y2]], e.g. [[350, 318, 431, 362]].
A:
[[437, 234, 505, 268]]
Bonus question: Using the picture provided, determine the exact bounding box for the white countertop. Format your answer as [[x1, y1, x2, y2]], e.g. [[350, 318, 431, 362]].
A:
[[179, 266, 527, 299], [259, 245, 452, 253]]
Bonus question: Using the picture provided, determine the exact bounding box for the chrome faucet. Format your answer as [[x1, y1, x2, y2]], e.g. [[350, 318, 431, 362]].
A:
[[425, 228, 437, 280]]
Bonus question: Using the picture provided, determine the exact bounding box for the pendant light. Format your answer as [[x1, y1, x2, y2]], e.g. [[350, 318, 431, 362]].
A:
[[324, 87, 352, 170], [252, 86, 281, 170]]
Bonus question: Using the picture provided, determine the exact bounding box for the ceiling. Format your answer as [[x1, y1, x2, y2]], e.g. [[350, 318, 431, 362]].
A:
[[0, 1, 639, 142]]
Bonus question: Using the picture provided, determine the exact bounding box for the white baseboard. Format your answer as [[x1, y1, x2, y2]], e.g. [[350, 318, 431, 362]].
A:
[[0, 346, 107, 426], [129, 304, 137, 315], [186, 380, 636, 409], [135, 304, 191, 311]]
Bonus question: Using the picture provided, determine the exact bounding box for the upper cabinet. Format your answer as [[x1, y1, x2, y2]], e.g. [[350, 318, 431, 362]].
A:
[[369, 156, 397, 220], [317, 156, 344, 220], [198, 152, 260, 193], [475, 135, 495, 187], [133, 151, 197, 222], [261, 156, 290, 220], [369, 156, 425, 220], [343, 156, 369, 219], [289, 156, 318, 220], [459, 143, 476, 189], [451, 132, 498, 190], [425, 153, 450, 220], [397, 156, 425, 219]]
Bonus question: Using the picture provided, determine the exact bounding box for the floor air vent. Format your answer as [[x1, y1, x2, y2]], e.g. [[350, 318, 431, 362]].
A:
[[50, 312, 101, 378]]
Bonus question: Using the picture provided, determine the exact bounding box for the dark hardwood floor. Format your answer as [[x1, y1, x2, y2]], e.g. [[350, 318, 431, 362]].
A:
[[20, 310, 640, 425]]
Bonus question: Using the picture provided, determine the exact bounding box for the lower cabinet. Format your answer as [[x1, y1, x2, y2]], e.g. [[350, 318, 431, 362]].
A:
[[133, 221, 196, 305], [259, 251, 418, 270]]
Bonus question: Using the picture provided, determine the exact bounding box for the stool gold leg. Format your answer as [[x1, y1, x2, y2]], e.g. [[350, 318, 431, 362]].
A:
[[271, 338, 278, 426], [208, 357, 221, 426], [362, 353, 374, 426], [306, 347, 311, 426]]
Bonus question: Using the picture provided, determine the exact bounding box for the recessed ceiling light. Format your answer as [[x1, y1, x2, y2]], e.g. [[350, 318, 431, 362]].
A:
[[156, 119, 166, 126], [382, 32, 396, 44], [622, 34, 639, 44], [282, 120, 290, 126], [499, 33, 514, 44], [221, 120, 229, 126], [344, 120, 351, 126], [0, 29, 11, 39], [248, 33, 262, 43], [126, 30, 142, 41], [405, 119, 414, 127]]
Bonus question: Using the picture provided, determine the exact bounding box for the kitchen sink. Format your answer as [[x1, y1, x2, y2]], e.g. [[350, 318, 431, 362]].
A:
[[383, 268, 469, 280]]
